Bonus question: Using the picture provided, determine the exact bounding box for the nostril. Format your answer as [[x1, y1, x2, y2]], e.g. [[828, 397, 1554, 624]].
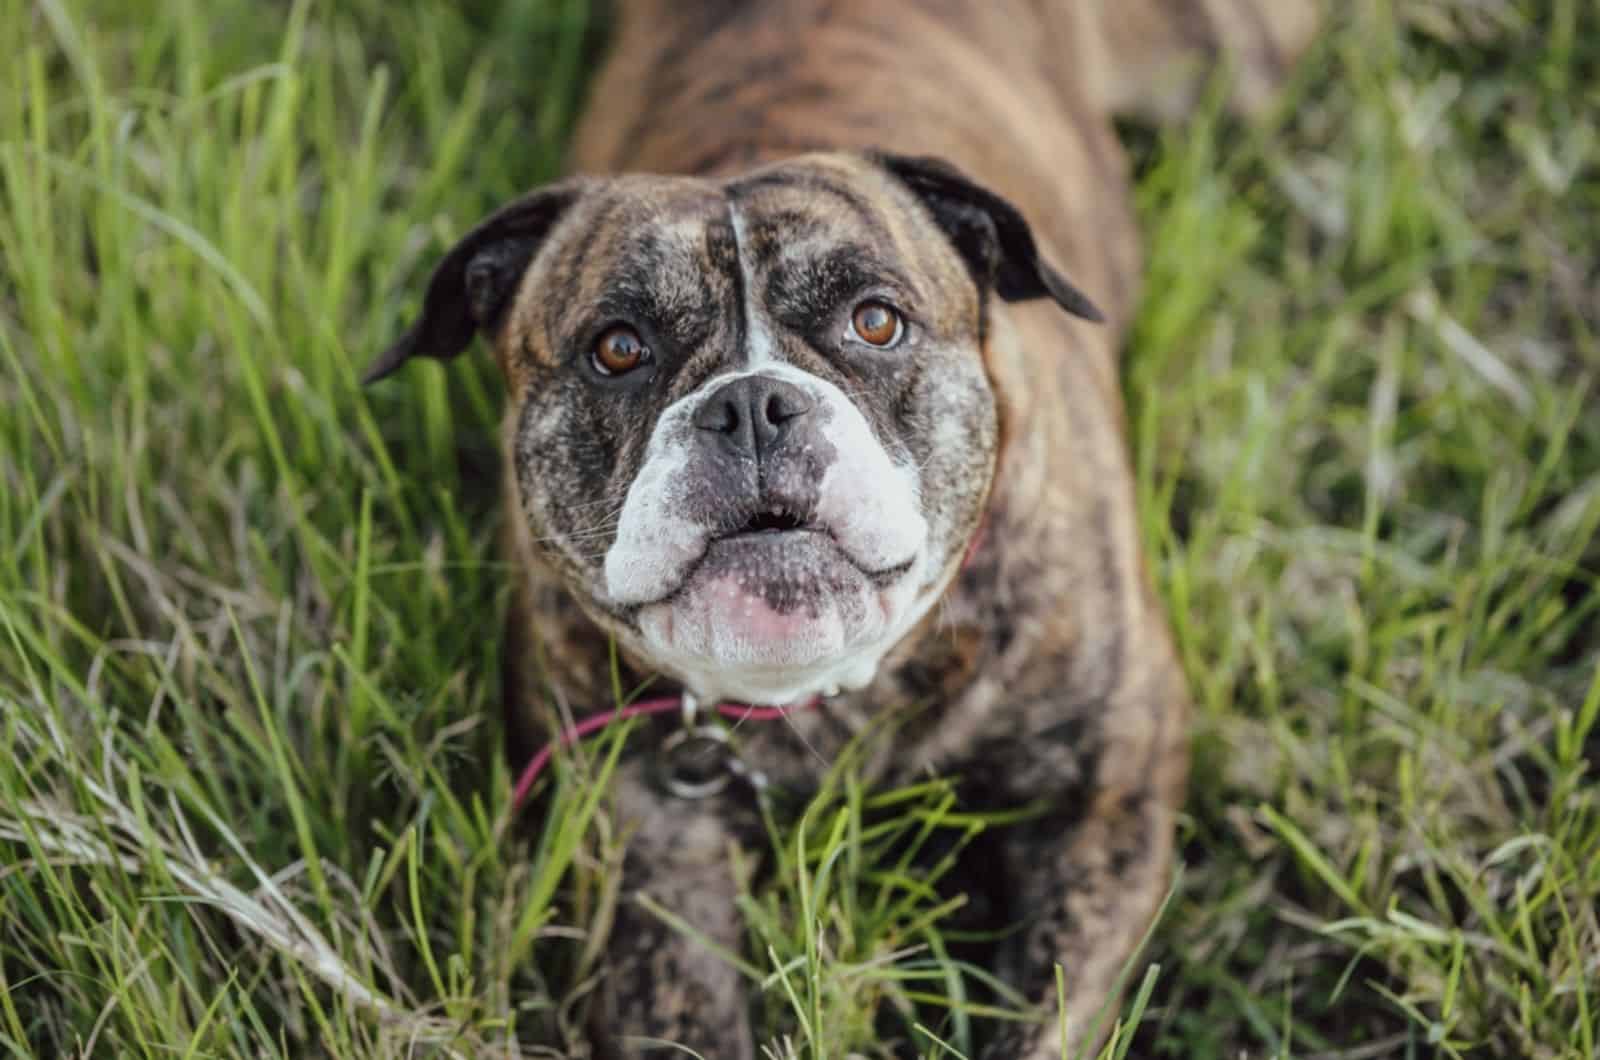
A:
[[763, 388, 811, 426], [763, 393, 786, 427], [698, 398, 740, 435]]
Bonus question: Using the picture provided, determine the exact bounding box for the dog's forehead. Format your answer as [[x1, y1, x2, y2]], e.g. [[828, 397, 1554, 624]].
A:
[[722, 157, 972, 315], [552, 157, 944, 290], [511, 156, 974, 381], [563, 160, 923, 279], [564, 177, 730, 269], [724, 158, 920, 256]]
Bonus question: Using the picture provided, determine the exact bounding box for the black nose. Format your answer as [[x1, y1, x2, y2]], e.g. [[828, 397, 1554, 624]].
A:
[[693, 375, 814, 460]]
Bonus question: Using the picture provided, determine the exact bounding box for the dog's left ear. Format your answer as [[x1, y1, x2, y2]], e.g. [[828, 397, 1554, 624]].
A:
[[871, 152, 1105, 324], [362, 180, 588, 384]]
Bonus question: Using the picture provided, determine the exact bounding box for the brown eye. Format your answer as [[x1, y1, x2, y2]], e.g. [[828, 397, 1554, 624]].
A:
[[851, 301, 903, 348], [593, 325, 649, 376]]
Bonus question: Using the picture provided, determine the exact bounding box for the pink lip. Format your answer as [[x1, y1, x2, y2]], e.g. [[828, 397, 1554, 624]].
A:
[[701, 576, 825, 640], [638, 576, 851, 669]]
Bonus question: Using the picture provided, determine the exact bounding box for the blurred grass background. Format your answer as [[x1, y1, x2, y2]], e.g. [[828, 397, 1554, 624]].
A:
[[1, 0, 1596, 1056]]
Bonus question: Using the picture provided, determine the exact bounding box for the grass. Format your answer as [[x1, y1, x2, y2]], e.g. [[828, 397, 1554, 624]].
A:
[[1, 0, 1596, 1056]]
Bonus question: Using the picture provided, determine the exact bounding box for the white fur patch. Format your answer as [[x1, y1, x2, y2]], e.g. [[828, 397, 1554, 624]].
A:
[[602, 393, 708, 606], [728, 202, 780, 367]]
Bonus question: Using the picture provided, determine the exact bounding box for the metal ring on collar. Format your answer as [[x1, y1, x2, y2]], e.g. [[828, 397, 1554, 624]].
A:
[[656, 724, 736, 800]]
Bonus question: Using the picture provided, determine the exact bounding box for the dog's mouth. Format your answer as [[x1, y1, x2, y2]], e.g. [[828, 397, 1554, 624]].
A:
[[723, 505, 815, 539], [627, 499, 913, 613], [688, 502, 914, 591]]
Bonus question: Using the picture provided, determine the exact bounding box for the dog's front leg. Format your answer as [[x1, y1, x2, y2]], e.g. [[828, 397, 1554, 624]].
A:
[[589, 762, 756, 1060], [980, 780, 1179, 1060]]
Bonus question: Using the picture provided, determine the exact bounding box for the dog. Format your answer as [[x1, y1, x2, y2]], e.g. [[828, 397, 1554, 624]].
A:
[[367, 1, 1317, 1055]]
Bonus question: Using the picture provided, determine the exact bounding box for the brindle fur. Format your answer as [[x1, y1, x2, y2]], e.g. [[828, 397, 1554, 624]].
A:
[[374, 1, 1317, 1056]]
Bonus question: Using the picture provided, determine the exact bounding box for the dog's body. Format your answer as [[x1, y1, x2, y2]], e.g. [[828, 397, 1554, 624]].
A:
[[372, 1, 1316, 1055]]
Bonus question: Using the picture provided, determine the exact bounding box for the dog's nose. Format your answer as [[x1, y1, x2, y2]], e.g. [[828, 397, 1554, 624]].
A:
[[693, 375, 814, 460]]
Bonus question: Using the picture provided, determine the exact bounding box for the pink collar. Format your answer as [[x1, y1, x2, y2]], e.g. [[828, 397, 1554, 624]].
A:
[[511, 516, 990, 806]]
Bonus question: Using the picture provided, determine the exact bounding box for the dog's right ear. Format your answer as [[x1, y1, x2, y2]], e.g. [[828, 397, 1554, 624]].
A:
[[363, 182, 587, 385], [870, 152, 1105, 325]]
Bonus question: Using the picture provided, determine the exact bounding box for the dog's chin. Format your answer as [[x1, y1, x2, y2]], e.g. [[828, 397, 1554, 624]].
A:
[[634, 531, 922, 705]]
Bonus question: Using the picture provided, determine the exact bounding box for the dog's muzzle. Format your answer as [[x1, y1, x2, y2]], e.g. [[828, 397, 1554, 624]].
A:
[[603, 364, 932, 703]]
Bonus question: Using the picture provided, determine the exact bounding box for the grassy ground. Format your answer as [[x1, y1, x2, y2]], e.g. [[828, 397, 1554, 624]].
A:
[[2, 0, 1596, 1056]]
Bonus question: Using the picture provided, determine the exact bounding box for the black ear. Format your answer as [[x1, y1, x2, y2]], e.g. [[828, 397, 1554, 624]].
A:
[[871, 152, 1105, 324], [362, 182, 586, 384]]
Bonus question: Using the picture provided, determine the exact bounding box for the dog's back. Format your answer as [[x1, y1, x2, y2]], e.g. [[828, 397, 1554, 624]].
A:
[[574, 0, 1315, 321]]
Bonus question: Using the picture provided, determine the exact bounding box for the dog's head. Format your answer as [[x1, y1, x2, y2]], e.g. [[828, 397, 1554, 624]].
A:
[[370, 153, 1100, 705]]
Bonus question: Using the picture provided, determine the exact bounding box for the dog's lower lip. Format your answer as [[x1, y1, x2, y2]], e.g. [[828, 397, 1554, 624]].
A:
[[720, 525, 823, 542]]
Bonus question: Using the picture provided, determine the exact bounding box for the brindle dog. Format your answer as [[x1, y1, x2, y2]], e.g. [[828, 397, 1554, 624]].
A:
[[368, 1, 1318, 1056]]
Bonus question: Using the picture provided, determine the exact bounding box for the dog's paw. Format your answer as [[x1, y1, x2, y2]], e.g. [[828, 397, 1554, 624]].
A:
[[584, 765, 758, 1060]]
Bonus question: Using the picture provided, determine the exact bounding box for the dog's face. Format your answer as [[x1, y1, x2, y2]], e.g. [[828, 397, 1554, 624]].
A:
[[370, 153, 1100, 704]]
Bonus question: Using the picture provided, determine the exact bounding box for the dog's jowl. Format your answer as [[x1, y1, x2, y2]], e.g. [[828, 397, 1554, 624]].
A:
[[370, 1, 1318, 1056]]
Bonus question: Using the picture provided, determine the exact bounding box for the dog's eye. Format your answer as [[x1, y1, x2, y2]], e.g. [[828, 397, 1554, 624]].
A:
[[593, 325, 650, 376], [850, 301, 904, 348]]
